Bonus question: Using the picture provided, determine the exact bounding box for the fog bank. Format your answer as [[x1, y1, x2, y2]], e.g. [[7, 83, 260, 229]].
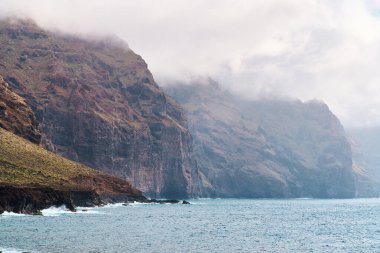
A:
[[2, 0, 380, 127]]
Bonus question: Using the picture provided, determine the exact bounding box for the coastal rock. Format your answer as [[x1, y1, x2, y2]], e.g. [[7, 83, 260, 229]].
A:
[[0, 19, 200, 198], [0, 185, 77, 214], [0, 185, 150, 215], [0, 128, 147, 214]]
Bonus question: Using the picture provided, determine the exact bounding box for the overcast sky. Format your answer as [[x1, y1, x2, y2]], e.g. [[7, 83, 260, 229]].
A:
[[1, 0, 380, 127]]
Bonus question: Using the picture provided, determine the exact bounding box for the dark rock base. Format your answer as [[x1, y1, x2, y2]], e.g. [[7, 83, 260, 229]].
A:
[[0, 185, 189, 215], [0, 185, 147, 215]]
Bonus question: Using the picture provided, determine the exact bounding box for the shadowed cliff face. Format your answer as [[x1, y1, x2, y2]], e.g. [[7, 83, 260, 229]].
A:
[[348, 128, 380, 196], [0, 19, 200, 198], [0, 75, 41, 143], [0, 127, 146, 214], [167, 82, 357, 198]]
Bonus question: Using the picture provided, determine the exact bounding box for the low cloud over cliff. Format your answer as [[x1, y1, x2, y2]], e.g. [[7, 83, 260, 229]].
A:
[[2, 0, 380, 127]]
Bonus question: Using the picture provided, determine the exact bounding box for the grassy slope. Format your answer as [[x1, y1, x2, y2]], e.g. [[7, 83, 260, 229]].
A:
[[0, 128, 141, 196]]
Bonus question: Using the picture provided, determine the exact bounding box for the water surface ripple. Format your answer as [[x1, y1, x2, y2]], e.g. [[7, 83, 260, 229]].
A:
[[1, 198, 379, 252]]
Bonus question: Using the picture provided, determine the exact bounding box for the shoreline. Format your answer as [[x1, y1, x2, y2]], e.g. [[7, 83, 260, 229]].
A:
[[0, 185, 190, 215]]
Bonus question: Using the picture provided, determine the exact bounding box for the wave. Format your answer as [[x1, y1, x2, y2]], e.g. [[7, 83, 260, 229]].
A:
[[0, 247, 37, 253], [42, 205, 103, 216], [0, 206, 102, 217], [0, 212, 27, 217], [97, 203, 126, 208], [41, 205, 72, 216], [76, 203, 127, 211], [1, 200, 195, 218]]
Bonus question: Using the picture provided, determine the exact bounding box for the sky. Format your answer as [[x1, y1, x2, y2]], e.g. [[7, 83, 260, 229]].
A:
[[1, 0, 380, 127]]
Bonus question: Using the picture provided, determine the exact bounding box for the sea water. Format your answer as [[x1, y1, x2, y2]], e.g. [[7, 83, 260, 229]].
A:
[[1, 198, 380, 253]]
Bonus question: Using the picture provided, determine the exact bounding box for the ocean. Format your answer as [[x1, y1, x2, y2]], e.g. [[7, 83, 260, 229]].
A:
[[1, 198, 379, 253]]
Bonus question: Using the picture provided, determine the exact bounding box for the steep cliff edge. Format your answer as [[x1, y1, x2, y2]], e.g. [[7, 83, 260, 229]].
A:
[[167, 82, 359, 198], [0, 105, 188, 214], [0, 128, 147, 214], [349, 128, 380, 196], [0, 75, 41, 143], [0, 73, 148, 214], [0, 19, 199, 198]]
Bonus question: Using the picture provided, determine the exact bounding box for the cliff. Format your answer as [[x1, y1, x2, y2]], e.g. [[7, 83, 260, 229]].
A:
[[0, 75, 41, 143], [0, 19, 200, 198], [349, 127, 380, 196], [0, 127, 147, 214], [0, 74, 147, 213], [167, 81, 358, 198]]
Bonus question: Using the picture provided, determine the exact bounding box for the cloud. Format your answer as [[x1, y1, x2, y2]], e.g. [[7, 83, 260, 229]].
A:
[[1, 0, 380, 127]]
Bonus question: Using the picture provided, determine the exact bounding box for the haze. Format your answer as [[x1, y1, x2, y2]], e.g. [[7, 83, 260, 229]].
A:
[[1, 0, 380, 127]]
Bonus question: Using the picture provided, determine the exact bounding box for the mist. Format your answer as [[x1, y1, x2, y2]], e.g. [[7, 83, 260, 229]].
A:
[[1, 0, 380, 127]]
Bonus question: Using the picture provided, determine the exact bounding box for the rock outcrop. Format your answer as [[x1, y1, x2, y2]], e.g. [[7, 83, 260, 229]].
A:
[[0, 19, 200, 198], [167, 81, 358, 198], [0, 186, 97, 214], [0, 75, 41, 143], [0, 127, 147, 214]]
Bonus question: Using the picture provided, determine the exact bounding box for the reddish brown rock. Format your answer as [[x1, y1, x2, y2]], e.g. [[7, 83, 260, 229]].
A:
[[0, 19, 200, 198], [0, 75, 41, 143]]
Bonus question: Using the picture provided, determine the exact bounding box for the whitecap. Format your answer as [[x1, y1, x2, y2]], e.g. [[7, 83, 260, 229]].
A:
[[41, 205, 71, 216], [0, 247, 37, 253], [41, 205, 103, 216], [0, 212, 26, 217], [99, 203, 125, 208]]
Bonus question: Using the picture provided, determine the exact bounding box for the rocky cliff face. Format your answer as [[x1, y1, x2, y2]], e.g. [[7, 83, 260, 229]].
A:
[[0, 19, 199, 198], [167, 81, 358, 198], [0, 127, 147, 214], [349, 127, 380, 196], [0, 186, 100, 214], [0, 75, 41, 143]]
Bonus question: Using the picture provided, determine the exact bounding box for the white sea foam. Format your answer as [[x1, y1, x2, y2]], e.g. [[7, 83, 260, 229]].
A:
[[41, 205, 71, 216], [128, 201, 150, 207], [0, 212, 26, 217], [41, 205, 102, 216], [0, 206, 102, 218], [76, 203, 126, 211], [0, 247, 37, 253], [128, 201, 178, 207], [99, 203, 125, 208], [1, 200, 195, 218], [1, 201, 186, 218], [99, 201, 160, 207]]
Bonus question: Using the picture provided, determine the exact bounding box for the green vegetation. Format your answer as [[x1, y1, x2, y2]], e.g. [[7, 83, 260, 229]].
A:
[[0, 128, 106, 190]]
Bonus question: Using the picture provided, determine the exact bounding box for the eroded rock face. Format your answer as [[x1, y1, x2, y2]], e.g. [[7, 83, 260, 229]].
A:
[[0, 185, 147, 215], [0, 75, 41, 143], [0, 19, 199, 198], [167, 82, 357, 198], [0, 127, 148, 214], [0, 185, 105, 214]]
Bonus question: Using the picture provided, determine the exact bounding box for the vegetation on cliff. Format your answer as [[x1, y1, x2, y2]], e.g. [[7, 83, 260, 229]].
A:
[[0, 128, 142, 196], [0, 18, 200, 198]]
